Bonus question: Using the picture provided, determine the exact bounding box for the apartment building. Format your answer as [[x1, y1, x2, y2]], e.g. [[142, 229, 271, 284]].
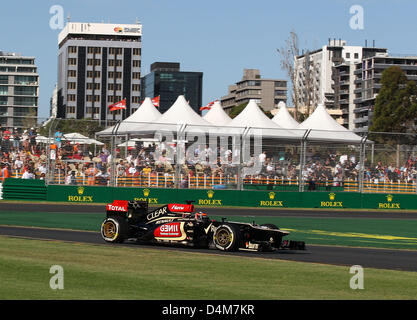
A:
[[221, 69, 287, 114], [57, 21, 142, 121], [0, 51, 39, 128], [294, 39, 387, 127], [353, 55, 417, 133]]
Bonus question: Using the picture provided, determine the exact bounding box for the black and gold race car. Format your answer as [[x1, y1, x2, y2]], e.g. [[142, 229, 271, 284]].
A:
[[100, 200, 305, 252]]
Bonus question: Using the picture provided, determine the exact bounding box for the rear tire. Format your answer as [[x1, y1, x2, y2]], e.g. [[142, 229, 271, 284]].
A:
[[213, 224, 241, 251], [101, 216, 128, 243], [261, 223, 282, 250]]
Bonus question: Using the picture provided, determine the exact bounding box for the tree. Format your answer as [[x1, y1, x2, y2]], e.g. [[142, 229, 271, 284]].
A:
[[228, 102, 274, 119], [277, 31, 300, 121], [277, 31, 320, 120], [39, 118, 105, 138], [370, 66, 417, 134], [228, 103, 247, 119], [21, 108, 37, 129]]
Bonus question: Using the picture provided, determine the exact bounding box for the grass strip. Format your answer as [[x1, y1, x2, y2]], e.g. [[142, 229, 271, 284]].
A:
[[0, 236, 416, 300]]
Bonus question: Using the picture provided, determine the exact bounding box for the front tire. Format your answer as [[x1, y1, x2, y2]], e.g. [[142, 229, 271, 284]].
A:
[[213, 224, 241, 251], [101, 216, 128, 243]]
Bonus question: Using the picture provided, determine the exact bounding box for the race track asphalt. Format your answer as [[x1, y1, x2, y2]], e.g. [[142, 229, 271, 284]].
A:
[[1, 225, 416, 272], [2, 202, 417, 219], [1, 202, 417, 272]]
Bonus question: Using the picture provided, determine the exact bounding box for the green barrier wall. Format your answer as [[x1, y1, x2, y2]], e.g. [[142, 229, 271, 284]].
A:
[[3, 179, 417, 210], [44, 184, 417, 210], [3, 178, 47, 201]]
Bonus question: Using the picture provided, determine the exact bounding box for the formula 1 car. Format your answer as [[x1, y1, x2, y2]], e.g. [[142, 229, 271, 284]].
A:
[[100, 200, 305, 252]]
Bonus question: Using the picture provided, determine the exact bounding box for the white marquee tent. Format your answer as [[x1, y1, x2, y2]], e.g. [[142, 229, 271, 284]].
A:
[[297, 103, 364, 143], [271, 101, 299, 129], [97, 97, 161, 135], [94, 95, 365, 144], [202, 101, 232, 126], [226, 99, 300, 140], [138, 95, 213, 134]]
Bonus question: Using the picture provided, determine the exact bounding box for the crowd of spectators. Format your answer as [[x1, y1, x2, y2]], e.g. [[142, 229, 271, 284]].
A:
[[0, 126, 416, 191], [0, 125, 44, 182]]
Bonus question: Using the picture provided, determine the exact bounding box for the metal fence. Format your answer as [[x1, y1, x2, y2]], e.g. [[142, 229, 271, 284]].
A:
[[6, 118, 417, 194]]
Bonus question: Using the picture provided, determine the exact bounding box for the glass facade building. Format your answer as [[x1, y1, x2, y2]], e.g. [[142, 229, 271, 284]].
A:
[[141, 62, 203, 114]]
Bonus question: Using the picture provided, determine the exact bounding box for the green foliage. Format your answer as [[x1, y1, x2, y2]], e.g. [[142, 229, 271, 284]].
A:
[[228, 102, 247, 119], [297, 112, 309, 123], [228, 102, 274, 119], [370, 66, 417, 135], [21, 108, 38, 129], [39, 118, 105, 138]]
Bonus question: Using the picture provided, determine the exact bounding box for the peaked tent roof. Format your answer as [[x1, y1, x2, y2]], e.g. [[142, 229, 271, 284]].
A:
[[227, 99, 281, 129], [154, 95, 211, 126], [97, 97, 161, 135], [139, 95, 212, 133], [271, 101, 299, 129], [226, 99, 300, 140], [298, 103, 363, 143], [202, 101, 232, 126], [124, 97, 162, 123]]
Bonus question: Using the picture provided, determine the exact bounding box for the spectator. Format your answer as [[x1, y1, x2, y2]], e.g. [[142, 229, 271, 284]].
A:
[[65, 171, 77, 185], [2, 128, 11, 153], [12, 128, 21, 150], [0, 163, 9, 182], [258, 151, 266, 165], [54, 130, 63, 149], [28, 127, 37, 154], [22, 168, 35, 179], [85, 164, 98, 186], [22, 130, 29, 151]]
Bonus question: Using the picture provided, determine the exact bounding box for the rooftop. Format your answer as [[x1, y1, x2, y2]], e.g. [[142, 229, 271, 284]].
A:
[[58, 22, 142, 44]]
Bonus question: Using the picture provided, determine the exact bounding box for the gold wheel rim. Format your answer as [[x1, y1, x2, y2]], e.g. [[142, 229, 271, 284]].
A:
[[216, 229, 231, 247], [103, 221, 117, 239]]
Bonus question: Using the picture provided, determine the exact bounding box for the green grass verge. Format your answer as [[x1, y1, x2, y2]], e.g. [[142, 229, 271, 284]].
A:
[[1, 210, 417, 250], [3, 199, 417, 212], [1, 236, 416, 300]]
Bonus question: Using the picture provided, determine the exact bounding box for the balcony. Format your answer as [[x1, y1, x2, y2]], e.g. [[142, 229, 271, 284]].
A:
[[374, 63, 417, 71], [354, 106, 369, 113], [354, 126, 369, 133], [354, 116, 369, 124]]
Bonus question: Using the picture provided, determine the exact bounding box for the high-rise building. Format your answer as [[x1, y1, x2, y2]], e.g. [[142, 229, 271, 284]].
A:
[[220, 69, 287, 114], [140, 62, 203, 114], [294, 39, 387, 128], [50, 83, 58, 119], [57, 21, 142, 121], [353, 55, 417, 133], [0, 51, 39, 128]]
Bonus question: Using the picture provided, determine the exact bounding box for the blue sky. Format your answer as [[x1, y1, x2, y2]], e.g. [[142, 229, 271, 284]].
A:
[[1, 0, 416, 118]]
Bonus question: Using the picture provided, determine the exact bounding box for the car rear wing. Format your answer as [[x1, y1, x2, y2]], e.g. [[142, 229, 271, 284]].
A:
[[106, 200, 148, 215], [106, 200, 128, 213]]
